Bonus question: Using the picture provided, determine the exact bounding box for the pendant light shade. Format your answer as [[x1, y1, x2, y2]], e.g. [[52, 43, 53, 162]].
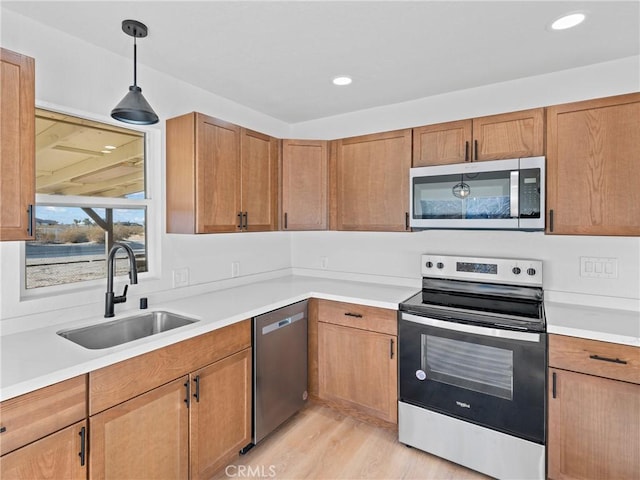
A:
[[111, 20, 158, 125]]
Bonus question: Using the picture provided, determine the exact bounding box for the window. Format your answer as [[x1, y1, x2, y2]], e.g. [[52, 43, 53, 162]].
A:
[[25, 109, 149, 290]]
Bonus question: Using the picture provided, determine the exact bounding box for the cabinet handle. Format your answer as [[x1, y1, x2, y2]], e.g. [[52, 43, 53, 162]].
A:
[[243, 211, 248, 230], [284, 212, 288, 230], [0, 426, 6, 434], [237, 212, 243, 230], [549, 209, 554, 232], [390, 339, 395, 359], [464, 141, 469, 162], [344, 312, 363, 318], [193, 375, 200, 402], [474, 139, 478, 161], [79, 426, 86, 467], [552, 371, 557, 399], [184, 380, 191, 407], [27, 204, 34, 237], [405, 212, 410, 230], [589, 354, 628, 365]]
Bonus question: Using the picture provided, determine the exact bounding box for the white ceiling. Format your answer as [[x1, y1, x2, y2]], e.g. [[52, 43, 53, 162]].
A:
[[3, 1, 639, 123]]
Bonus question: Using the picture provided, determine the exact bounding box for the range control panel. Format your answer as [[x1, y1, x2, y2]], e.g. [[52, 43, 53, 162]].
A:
[[421, 254, 543, 286]]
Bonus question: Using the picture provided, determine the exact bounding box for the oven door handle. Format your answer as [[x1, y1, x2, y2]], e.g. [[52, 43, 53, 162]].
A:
[[400, 312, 542, 343]]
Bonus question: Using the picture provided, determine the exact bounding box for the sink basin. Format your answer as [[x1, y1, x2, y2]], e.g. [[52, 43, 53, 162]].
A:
[[58, 311, 199, 349]]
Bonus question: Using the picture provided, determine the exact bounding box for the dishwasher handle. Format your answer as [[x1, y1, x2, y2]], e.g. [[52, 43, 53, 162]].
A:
[[261, 312, 305, 335]]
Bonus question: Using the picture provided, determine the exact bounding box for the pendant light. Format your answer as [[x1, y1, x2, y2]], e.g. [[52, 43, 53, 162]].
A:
[[111, 19, 159, 125]]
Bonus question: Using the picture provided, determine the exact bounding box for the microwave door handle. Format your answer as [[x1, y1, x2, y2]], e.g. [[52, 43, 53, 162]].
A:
[[510, 170, 519, 218], [509, 170, 520, 218]]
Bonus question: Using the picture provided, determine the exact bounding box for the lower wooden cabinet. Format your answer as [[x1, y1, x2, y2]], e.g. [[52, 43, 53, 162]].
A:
[[548, 368, 639, 480], [88, 321, 252, 479], [315, 300, 398, 424], [548, 334, 640, 480], [90, 377, 189, 480], [190, 348, 252, 480], [0, 421, 86, 480]]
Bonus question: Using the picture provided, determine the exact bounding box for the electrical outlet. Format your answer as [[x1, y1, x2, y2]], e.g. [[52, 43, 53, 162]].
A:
[[172, 267, 190, 288], [231, 262, 240, 278], [320, 257, 329, 269], [580, 257, 618, 279]]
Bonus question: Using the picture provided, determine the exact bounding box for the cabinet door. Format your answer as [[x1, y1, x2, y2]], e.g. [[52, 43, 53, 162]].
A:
[[335, 129, 411, 231], [318, 322, 397, 423], [548, 368, 640, 480], [90, 377, 189, 480], [197, 115, 242, 233], [472, 108, 544, 161], [413, 120, 472, 166], [190, 348, 252, 480], [241, 129, 278, 231], [281, 139, 328, 230], [0, 421, 86, 480], [546, 93, 640, 235], [0, 48, 35, 241]]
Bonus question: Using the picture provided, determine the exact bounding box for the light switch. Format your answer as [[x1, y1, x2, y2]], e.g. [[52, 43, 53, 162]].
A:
[[580, 257, 618, 279]]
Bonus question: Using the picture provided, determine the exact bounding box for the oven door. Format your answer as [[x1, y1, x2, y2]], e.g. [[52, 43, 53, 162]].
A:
[[399, 312, 546, 444]]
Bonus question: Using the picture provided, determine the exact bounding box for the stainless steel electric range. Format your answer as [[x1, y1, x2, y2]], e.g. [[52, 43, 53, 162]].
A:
[[398, 254, 546, 480]]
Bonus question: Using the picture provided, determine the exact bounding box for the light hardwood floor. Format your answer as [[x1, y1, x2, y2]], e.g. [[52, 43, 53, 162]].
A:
[[214, 402, 489, 479]]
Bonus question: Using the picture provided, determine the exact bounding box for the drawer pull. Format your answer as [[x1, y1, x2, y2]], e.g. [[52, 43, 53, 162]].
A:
[[0, 426, 6, 433], [589, 354, 627, 365], [344, 312, 363, 318], [552, 372, 557, 399]]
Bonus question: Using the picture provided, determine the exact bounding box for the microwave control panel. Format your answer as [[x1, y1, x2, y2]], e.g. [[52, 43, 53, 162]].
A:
[[520, 169, 541, 218]]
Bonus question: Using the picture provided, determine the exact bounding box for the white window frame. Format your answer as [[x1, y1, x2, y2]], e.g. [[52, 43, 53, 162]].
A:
[[20, 103, 161, 300]]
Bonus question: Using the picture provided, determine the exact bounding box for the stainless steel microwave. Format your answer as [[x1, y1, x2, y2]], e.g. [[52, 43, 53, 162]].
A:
[[410, 156, 545, 230]]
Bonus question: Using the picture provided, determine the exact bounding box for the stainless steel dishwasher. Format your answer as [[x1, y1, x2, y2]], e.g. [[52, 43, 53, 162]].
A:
[[253, 300, 308, 445]]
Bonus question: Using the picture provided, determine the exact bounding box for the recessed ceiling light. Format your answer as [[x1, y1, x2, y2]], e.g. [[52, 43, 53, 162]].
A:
[[550, 12, 587, 31], [101, 150, 112, 154], [333, 76, 352, 86], [104, 145, 117, 150]]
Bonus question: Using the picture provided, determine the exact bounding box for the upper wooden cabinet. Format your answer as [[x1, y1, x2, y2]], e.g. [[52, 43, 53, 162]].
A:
[[166, 112, 278, 233], [413, 119, 472, 166], [333, 129, 412, 231], [281, 139, 328, 230], [546, 93, 640, 236], [0, 48, 35, 241], [472, 108, 545, 161], [413, 108, 545, 166], [240, 129, 279, 231]]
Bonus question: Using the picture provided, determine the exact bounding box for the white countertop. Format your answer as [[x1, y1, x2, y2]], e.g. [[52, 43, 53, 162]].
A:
[[0, 275, 417, 402], [3, 274, 638, 403], [545, 300, 640, 347]]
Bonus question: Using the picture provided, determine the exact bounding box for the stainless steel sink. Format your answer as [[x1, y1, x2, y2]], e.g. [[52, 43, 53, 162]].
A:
[[57, 311, 199, 349]]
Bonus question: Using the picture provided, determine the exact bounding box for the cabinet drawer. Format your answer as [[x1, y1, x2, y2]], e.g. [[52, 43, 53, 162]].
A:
[[89, 319, 251, 415], [549, 334, 640, 384], [316, 299, 397, 336], [0, 375, 86, 455]]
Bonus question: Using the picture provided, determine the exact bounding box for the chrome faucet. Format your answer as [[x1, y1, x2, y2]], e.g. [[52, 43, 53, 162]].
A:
[[105, 242, 138, 318]]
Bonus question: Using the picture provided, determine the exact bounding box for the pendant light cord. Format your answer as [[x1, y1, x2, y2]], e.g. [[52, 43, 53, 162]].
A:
[[133, 36, 137, 87]]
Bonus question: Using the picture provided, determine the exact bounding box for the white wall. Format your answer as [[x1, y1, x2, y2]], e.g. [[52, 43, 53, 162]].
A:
[[0, 9, 292, 333], [1, 8, 639, 334], [288, 57, 640, 308], [290, 231, 640, 308], [289, 56, 640, 140]]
